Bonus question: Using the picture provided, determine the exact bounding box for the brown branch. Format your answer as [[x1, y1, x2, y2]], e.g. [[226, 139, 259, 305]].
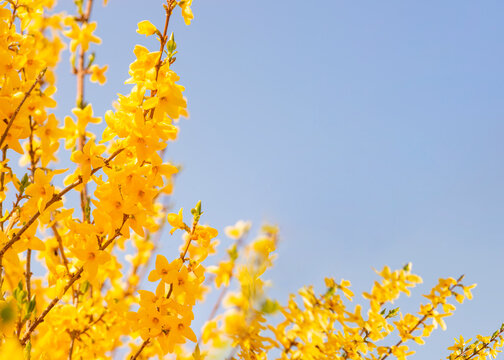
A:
[[78, 311, 106, 336], [8, 1, 18, 30], [147, 0, 175, 120], [23, 248, 32, 351], [0, 148, 124, 262], [24, 114, 37, 349], [0, 147, 7, 231], [124, 188, 171, 297], [20, 267, 83, 346], [130, 338, 150, 360], [0, 68, 47, 150], [25, 249, 32, 300], [453, 325, 504, 360], [99, 216, 127, 250], [205, 286, 227, 329], [52, 225, 70, 274], [123, 142, 180, 297], [124, 2, 179, 358], [52, 224, 76, 302], [68, 335, 75, 360], [75, 0, 94, 222], [155, 0, 175, 83], [76, 0, 94, 108], [1, 191, 25, 230], [20, 217, 127, 345], [379, 277, 463, 360], [28, 116, 37, 178], [130, 207, 200, 357]]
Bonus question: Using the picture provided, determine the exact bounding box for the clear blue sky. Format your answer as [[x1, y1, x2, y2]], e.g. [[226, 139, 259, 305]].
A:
[[52, 1, 504, 358]]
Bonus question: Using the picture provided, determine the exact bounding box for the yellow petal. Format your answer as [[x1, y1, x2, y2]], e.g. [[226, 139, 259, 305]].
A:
[[137, 20, 157, 36]]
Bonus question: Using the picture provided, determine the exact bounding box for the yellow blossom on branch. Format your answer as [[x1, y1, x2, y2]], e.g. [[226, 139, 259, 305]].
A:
[[137, 20, 158, 36], [63, 18, 101, 52], [167, 208, 188, 234], [89, 64, 108, 84], [0, 1, 500, 360]]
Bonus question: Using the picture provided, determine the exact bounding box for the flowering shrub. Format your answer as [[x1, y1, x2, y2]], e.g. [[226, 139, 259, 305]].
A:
[[0, 0, 502, 359]]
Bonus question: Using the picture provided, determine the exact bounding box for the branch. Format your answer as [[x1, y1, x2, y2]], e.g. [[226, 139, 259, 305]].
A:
[[75, 0, 95, 222], [75, 0, 94, 107], [0, 148, 124, 261], [20, 267, 83, 346], [379, 277, 464, 360], [130, 338, 150, 360], [78, 311, 106, 336], [0, 68, 47, 149], [148, 0, 176, 120], [0, 147, 7, 231], [452, 325, 504, 360], [52, 225, 70, 274], [130, 204, 201, 357], [20, 217, 127, 345]]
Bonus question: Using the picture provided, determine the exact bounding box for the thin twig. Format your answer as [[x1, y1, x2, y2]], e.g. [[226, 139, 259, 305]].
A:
[[0, 68, 47, 149], [52, 224, 76, 302], [20, 218, 126, 345], [76, 0, 95, 222], [124, 2, 178, 358], [52, 225, 70, 274], [79, 311, 106, 336], [0, 147, 7, 231], [148, 0, 175, 120], [20, 267, 83, 346], [130, 210, 200, 357], [379, 277, 464, 360], [68, 335, 75, 360], [75, 0, 94, 108], [130, 338, 150, 360], [452, 325, 504, 360], [0, 148, 124, 261], [25, 249, 31, 300], [124, 144, 177, 297]]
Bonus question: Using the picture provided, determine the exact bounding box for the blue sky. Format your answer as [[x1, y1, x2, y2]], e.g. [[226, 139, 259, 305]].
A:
[[52, 1, 504, 358]]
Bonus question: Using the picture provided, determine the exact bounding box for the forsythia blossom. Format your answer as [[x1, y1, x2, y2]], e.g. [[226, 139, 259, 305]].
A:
[[0, 1, 500, 360]]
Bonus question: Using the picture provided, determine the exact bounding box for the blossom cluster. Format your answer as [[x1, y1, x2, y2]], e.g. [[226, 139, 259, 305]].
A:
[[0, 1, 502, 360]]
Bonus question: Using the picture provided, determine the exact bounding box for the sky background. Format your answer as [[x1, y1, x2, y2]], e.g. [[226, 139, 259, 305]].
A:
[[51, 1, 504, 358]]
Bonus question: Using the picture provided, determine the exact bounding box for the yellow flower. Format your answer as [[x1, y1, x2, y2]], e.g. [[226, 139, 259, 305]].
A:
[[391, 345, 415, 360], [167, 208, 186, 234], [138, 288, 169, 310], [201, 320, 228, 348], [148, 254, 181, 283], [157, 315, 197, 354], [90, 64, 108, 84], [25, 168, 55, 212], [72, 242, 111, 279], [72, 104, 101, 134], [462, 284, 477, 300], [0, 124, 26, 154], [12, 220, 45, 252], [63, 19, 102, 52], [179, 0, 194, 25], [208, 260, 234, 288], [224, 220, 251, 240], [137, 306, 167, 337], [0, 337, 23, 359], [36, 113, 65, 167], [70, 140, 106, 184], [170, 265, 200, 305], [431, 310, 449, 331], [137, 20, 158, 36]]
